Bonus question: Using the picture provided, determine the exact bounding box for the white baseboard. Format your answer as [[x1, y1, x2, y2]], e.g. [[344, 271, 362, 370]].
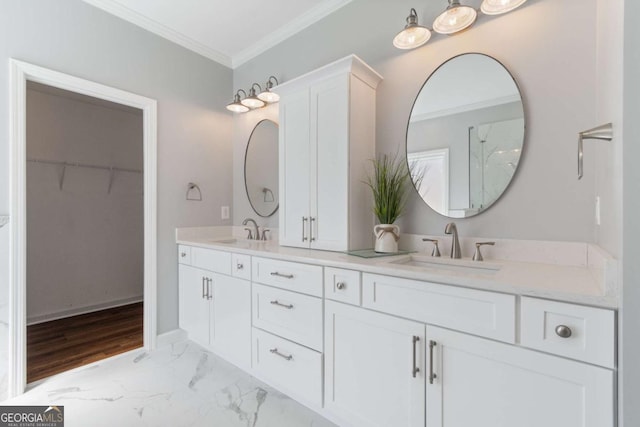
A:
[[156, 329, 187, 347], [27, 296, 143, 326]]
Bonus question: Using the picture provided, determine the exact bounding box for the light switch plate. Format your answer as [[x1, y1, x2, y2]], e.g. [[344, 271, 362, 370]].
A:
[[221, 206, 230, 220]]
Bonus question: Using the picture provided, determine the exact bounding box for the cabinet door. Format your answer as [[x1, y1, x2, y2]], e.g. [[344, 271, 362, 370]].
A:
[[426, 326, 614, 427], [279, 89, 311, 248], [325, 301, 426, 427], [210, 273, 251, 369], [310, 74, 350, 251], [178, 265, 210, 348]]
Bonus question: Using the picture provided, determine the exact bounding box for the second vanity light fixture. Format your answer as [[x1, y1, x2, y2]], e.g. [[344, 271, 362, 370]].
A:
[[393, 0, 527, 50], [226, 76, 280, 114]]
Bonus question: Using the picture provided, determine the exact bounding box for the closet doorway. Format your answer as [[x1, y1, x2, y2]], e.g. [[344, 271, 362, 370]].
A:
[[9, 60, 157, 397], [25, 82, 144, 383]]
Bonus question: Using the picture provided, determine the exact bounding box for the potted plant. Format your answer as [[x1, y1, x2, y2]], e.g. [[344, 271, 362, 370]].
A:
[[365, 153, 413, 253]]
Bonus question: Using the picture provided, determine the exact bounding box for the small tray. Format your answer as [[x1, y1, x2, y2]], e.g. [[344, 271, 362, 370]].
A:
[[344, 249, 414, 259]]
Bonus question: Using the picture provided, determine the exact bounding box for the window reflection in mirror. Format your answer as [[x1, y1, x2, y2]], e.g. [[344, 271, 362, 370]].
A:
[[244, 119, 279, 217], [406, 53, 525, 218]]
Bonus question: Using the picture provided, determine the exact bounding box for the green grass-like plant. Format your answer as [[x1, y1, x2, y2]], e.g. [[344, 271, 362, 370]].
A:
[[365, 153, 413, 225]]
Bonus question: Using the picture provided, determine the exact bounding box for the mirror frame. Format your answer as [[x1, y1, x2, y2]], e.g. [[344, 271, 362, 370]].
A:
[[244, 119, 279, 218], [405, 52, 526, 218]]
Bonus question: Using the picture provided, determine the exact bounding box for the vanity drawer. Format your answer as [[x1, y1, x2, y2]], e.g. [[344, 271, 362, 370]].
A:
[[178, 245, 191, 265], [232, 253, 251, 280], [191, 247, 232, 275], [521, 297, 615, 368], [252, 257, 323, 297], [252, 284, 323, 350], [253, 328, 322, 407], [324, 267, 361, 305], [362, 273, 516, 343]]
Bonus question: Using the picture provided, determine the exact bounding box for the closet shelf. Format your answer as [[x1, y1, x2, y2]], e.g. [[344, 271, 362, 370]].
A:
[[27, 158, 142, 192]]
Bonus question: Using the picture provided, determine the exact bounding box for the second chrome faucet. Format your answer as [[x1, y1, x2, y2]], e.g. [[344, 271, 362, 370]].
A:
[[444, 222, 461, 259]]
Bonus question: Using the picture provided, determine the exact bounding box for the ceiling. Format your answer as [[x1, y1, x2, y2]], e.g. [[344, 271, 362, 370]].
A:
[[82, 0, 354, 69]]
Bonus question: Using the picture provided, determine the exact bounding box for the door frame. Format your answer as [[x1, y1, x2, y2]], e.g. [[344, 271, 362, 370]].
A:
[[8, 59, 158, 397]]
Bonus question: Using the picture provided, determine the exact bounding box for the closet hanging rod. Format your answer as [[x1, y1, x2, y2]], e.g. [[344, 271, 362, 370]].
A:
[[27, 158, 142, 174]]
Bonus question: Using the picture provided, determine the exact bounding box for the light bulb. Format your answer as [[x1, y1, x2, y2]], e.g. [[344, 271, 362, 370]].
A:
[[433, 1, 477, 35], [481, 0, 527, 15], [393, 8, 432, 50]]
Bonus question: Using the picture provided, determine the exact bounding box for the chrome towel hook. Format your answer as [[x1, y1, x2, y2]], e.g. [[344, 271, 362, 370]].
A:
[[578, 123, 613, 180]]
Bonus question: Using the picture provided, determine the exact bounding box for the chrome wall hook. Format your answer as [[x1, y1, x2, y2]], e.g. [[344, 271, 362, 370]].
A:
[[578, 123, 613, 180]]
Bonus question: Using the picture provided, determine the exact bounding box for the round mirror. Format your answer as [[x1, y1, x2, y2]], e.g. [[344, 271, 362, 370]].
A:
[[244, 119, 279, 217], [406, 53, 525, 218]]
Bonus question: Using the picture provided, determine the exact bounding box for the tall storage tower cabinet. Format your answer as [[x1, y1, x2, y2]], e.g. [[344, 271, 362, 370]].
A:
[[277, 55, 383, 251]]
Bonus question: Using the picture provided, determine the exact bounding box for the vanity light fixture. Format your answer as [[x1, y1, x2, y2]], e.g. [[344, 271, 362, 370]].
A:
[[394, 0, 527, 50], [257, 76, 280, 103], [433, 0, 477, 35], [226, 89, 250, 113], [393, 8, 432, 50], [481, 0, 528, 15], [241, 83, 266, 109]]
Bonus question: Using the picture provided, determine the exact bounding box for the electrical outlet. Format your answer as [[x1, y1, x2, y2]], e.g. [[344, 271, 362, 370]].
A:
[[221, 206, 230, 220], [595, 196, 601, 226]]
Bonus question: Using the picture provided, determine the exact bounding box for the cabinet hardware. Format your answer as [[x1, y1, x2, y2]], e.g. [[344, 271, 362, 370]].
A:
[[270, 272, 294, 279], [310, 217, 316, 242], [336, 282, 346, 290], [270, 300, 294, 309], [302, 217, 308, 242], [555, 325, 572, 338], [412, 336, 420, 378], [207, 278, 213, 300], [236, 263, 244, 270], [181, 252, 187, 258], [270, 348, 293, 361], [202, 277, 206, 299], [428, 340, 437, 384]]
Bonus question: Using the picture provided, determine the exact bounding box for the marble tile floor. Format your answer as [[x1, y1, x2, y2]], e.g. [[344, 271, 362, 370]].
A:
[[1, 340, 336, 427]]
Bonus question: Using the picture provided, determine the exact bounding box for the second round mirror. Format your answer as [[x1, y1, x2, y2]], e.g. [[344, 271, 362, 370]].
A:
[[407, 53, 525, 218]]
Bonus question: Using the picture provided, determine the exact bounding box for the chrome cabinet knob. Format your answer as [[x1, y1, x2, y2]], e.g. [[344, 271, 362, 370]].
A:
[[336, 282, 346, 290], [236, 263, 244, 270], [181, 252, 186, 258], [555, 325, 573, 338]]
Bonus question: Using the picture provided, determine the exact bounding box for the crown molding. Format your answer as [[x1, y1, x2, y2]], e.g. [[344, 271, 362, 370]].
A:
[[232, 0, 354, 68], [82, 0, 233, 68], [410, 95, 522, 123]]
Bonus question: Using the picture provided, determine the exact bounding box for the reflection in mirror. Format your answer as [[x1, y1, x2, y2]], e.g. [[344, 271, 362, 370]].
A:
[[407, 53, 525, 218], [244, 119, 279, 217]]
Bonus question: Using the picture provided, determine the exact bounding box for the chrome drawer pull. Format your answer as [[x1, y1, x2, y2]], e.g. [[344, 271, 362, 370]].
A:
[[202, 277, 206, 299], [302, 217, 308, 242], [428, 340, 437, 384], [336, 282, 346, 290], [236, 263, 244, 270], [270, 272, 294, 279], [555, 325, 573, 338], [270, 348, 293, 361], [310, 217, 316, 242], [270, 300, 294, 309], [412, 336, 420, 378], [181, 252, 187, 258]]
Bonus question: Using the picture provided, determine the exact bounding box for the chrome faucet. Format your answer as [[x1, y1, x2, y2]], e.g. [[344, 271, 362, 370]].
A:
[[444, 222, 462, 259], [242, 218, 259, 240]]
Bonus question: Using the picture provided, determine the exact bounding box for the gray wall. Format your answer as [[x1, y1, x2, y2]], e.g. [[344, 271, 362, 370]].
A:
[[233, 0, 602, 242], [26, 84, 144, 324], [0, 0, 233, 400]]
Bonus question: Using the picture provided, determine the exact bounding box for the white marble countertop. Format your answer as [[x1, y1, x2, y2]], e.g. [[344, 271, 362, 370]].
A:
[[177, 228, 618, 309]]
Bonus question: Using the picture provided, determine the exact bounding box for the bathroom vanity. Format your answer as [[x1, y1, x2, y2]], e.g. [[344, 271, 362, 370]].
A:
[[176, 231, 616, 427]]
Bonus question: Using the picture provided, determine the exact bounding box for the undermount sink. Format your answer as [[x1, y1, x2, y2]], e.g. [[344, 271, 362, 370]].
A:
[[386, 255, 501, 275]]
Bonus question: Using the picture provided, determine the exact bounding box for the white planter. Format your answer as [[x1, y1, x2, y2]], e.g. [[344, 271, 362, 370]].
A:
[[374, 224, 400, 253]]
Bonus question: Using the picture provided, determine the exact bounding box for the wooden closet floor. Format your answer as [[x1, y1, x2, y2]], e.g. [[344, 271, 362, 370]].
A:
[[27, 302, 143, 383]]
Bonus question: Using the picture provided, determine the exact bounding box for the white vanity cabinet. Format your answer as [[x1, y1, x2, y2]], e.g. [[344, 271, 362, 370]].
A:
[[324, 300, 426, 427], [278, 55, 382, 251], [425, 326, 614, 427], [178, 248, 251, 369]]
